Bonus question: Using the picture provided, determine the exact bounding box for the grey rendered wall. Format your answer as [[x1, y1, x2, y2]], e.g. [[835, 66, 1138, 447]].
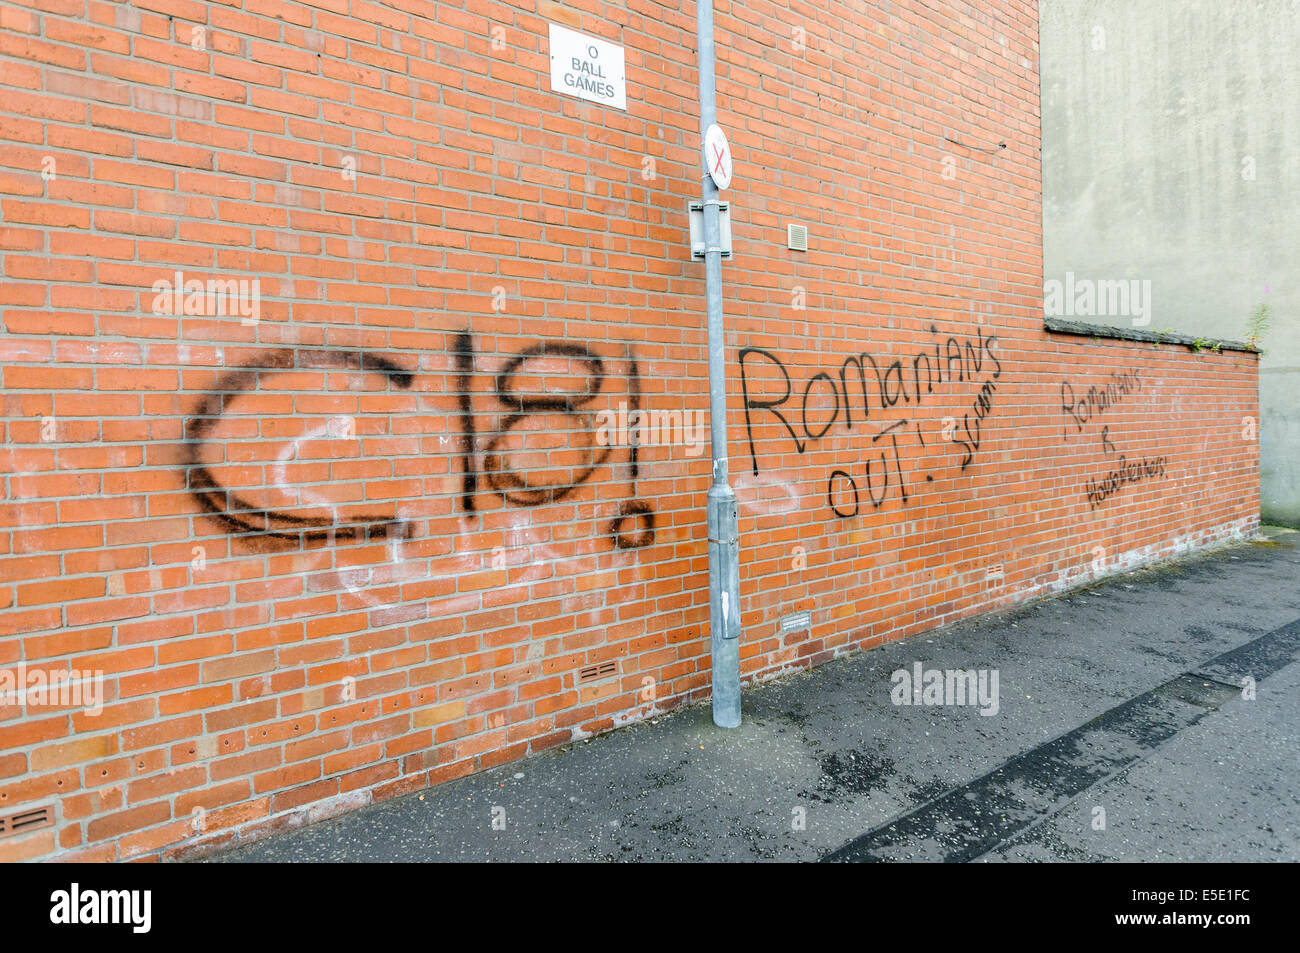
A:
[[1041, 0, 1299, 525]]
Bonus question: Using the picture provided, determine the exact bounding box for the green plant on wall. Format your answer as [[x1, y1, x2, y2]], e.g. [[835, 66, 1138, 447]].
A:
[[1245, 302, 1271, 353]]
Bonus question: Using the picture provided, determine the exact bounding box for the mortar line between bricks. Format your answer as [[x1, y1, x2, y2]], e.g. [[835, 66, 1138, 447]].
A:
[[820, 616, 1300, 863]]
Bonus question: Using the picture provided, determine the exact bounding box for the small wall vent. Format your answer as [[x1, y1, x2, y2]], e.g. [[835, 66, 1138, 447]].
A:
[[787, 223, 809, 252], [0, 805, 53, 839], [578, 661, 619, 683], [780, 610, 812, 634]]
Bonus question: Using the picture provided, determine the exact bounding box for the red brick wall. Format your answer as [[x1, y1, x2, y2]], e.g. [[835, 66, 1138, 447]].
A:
[[0, 0, 1257, 861]]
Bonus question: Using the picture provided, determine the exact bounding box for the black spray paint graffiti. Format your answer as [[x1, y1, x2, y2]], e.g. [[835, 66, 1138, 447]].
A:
[[185, 349, 415, 542], [1059, 367, 1167, 508], [1061, 368, 1141, 436], [739, 325, 1004, 518], [455, 335, 654, 549], [1085, 455, 1168, 509], [185, 337, 655, 551], [951, 376, 1000, 472]]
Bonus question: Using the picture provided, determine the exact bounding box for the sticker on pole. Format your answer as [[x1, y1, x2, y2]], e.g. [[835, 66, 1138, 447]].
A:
[[703, 123, 733, 190], [548, 23, 626, 111]]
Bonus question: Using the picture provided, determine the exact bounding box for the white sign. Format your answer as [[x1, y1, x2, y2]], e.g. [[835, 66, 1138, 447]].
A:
[[703, 123, 732, 190], [548, 23, 626, 111]]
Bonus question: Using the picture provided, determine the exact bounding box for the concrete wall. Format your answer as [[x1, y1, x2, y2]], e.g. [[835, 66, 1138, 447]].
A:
[[1041, 0, 1300, 525]]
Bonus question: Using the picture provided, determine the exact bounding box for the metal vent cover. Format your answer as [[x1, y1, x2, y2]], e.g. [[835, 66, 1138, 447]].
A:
[[780, 610, 812, 633], [0, 805, 53, 839], [787, 222, 808, 251]]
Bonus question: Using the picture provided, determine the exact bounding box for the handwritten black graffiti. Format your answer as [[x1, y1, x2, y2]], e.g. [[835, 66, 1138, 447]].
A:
[[953, 378, 999, 471], [822, 419, 914, 518], [609, 498, 655, 549], [480, 341, 612, 506], [1085, 454, 1168, 509], [453, 332, 479, 513], [185, 349, 415, 542], [1061, 369, 1141, 436], [462, 337, 653, 549], [740, 325, 1003, 517], [186, 337, 654, 550], [827, 469, 859, 518], [1058, 367, 1168, 505]]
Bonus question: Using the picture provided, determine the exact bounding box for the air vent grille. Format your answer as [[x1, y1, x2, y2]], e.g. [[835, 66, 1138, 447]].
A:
[[578, 661, 619, 683], [787, 223, 808, 252], [0, 805, 53, 838]]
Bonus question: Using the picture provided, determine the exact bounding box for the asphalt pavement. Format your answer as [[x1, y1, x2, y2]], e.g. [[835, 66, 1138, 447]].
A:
[[208, 526, 1300, 863]]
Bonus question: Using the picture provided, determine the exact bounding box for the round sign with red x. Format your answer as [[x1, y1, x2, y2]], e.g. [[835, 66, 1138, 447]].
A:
[[703, 123, 732, 190]]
